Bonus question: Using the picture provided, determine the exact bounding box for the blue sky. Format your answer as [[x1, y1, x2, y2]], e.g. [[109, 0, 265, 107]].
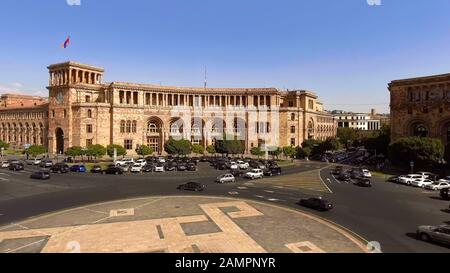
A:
[[1, 0, 450, 113]]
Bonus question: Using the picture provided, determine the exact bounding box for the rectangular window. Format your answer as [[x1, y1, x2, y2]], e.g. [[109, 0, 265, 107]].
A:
[[86, 139, 93, 147], [124, 139, 133, 150], [308, 100, 314, 110], [85, 95, 91, 103], [86, 124, 93, 133], [290, 138, 296, 146], [147, 137, 159, 153], [288, 101, 294, 107], [291, 126, 296, 134]]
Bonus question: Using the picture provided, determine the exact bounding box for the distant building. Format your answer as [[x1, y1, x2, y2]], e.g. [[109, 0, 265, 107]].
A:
[[332, 111, 381, 131]]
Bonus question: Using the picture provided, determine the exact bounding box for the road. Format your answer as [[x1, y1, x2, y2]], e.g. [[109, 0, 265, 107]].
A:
[[0, 161, 448, 253]]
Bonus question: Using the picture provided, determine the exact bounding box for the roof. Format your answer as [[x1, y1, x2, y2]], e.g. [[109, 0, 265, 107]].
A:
[[47, 61, 104, 72], [389, 72, 450, 87]]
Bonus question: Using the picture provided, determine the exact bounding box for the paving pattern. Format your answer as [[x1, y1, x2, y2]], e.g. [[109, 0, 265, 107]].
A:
[[261, 167, 332, 193], [0, 196, 366, 253]]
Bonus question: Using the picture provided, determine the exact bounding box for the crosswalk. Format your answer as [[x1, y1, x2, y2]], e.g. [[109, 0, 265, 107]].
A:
[[259, 169, 332, 193]]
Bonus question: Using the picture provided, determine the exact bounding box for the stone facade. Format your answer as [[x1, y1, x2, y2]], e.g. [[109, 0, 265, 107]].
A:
[[0, 61, 337, 155], [389, 73, 450, 146]]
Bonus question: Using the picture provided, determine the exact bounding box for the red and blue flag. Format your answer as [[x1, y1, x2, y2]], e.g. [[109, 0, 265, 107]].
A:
[[61, 36, 70, 48]]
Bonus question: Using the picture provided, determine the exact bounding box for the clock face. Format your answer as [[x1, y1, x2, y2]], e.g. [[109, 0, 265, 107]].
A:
[[56, 92, 63, 104]]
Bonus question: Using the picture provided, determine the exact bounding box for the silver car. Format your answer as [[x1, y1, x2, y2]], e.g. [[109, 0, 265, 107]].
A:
[[416, 225, 450, 246], [216, 174, 235, 184]]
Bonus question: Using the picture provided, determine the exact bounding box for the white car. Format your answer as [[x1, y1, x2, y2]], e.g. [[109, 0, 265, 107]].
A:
[[424, 181, 450, 191], [229, 162, 239, 170], [154, 164, 165, 172], [237, 160, 249, 170], [216, 174, 236, 184], [417, 172, 433, 179], [116, 158, 134, 166], [135, 159, 147, 167], [411, 178, 434, 188], [398, 174, 424, 185], [158, 157, 166, 163], [361, 169, 372, 178], [32, 158, 43, 165], [130, 164, 143, 173], [1, 161, 9, 168], [245, 169, 264, 180]]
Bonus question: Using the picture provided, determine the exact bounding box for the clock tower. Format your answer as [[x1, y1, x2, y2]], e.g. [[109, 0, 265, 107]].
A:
[[47, 61, 104, 154]]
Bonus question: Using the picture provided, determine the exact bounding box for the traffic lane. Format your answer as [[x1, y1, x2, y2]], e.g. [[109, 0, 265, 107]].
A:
[[319, 167, 450, 253]]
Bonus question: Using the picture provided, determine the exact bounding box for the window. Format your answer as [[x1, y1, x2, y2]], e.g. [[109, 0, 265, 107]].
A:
[[147, 137, 159, 153], [290, 113, 295, 121], [147, 122, 158, 133], [85, 95, 91, 103], [124, 139, 133, 150], [63, 110, 67, 118], [86, 124, 93, 133], [120, 120, 125, 133], [132, 120, 137, 133], [87, 109, 92, 118], [288, 101, 294, 107], [86, 139, 93, 147], [51, 110, 55, 118], [291, 126, 296, 134], [290, 138, 296, 146], [126, 121, 131, 133], [308, 100, 314, 110]]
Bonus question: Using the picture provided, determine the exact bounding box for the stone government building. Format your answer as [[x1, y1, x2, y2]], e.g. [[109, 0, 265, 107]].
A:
[[389, 73, 450, 147], [0, 61, 337, 155]]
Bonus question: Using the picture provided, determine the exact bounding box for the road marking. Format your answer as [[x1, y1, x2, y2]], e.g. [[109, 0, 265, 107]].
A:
[[273, 186, 284, 189], [0, 177, 9, 181], [421, 191, 436, 194], [0, 173, 11, 176], [267, 198, 280, 202], [237, 187, 248, 190], [255, 195, 265, 198], [264, 190, 275, 193], [228, 192, 239, 195], [326, 178, 332, 184]]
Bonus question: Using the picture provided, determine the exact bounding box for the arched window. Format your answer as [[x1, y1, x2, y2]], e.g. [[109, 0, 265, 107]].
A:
[[412, 123, 428, 137], [87, 109, 92, 118], [120, 120, 126, 133], [291, 113, 295, 121], [147, 122, 158, 133]]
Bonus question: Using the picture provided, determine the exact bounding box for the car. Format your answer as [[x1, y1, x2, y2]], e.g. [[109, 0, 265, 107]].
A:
[[177, 182, 206, 191], [115, 158, 134, 166], [177, 163, 187, 171], [249, 161, 266, 170], [387, 175, 402, 183], [1, 161, 10, 168], [411, 178, 434, 188], [130, 164, 143, 173], [216, 174, 236, 184], [230, 169, 243, 177], [104, 165, 124, 175], [154, 163, 165, 172], [135, 159, 147, 167], [158, 157, 166, 163], [9, 162, 24, 171], [39, 160, 53, 168], [165, 162, 177, 171], [69, 165, 87, 173], [90, 165, 103, 173], [228, 162, 239, 170], [50, 163, 70, 173], [416, 225, 450, 246], [337, 172, 351, 182], [245, 169, 264, 179], [331, 166, 343, 175], [30, 171, 51, 180], [187, 163, 197, 171], [361, 169, 372, 178], [424, 181, 450, 191], [142, 164, 153, 172], [298, 197, 333, 211], [417, 172, 434, 179], [354, 177, 372, 187], [440, 188, 450, 200], [236, 160, 249, 170], [264, 167, 282, 176], [120, 164, 131, 172], [398, 174, 424, 185], [26, 158, 43, 165]]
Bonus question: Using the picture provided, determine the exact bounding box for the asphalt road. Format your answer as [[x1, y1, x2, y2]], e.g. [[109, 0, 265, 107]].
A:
[[0, 161, 449, 253]]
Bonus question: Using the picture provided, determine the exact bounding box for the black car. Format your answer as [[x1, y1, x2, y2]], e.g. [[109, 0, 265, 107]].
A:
[[177, 182, 206, 191], [230, 169, 243, 177], [177, 163, 187, 171], [9, 162, 24, 171], [104, 165, 124, 175], [165, 162, 177, 171], [387, 175, 400, 183], [354, 178, 372, 187], [187, 163, 197, 171], [142, 164, 154, 172], [337, 172, 351, 182], [331, 166, 343, 175], [30, 171, 51, 180], [264, 167, 282, 176], [299, 197, 333, 211], [50, 163, 70, 173], [90, 165, 103, 173], [441, 188, 450, 200]]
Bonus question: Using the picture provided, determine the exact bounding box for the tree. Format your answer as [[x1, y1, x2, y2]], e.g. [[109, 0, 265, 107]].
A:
[[388, 137, 444, 169], [297, 146, 312, 159], [321, 138, 341, 152], [226, 140, 245, 155], [26, 145, 47, 158], [65, 146, 83, 159], [206, 145, 216, 155], [282, 146, 296, 159], [337, 127, 358, 148], [164, 138, 192, 156], [135, 145, 154, 157], [269, 147, 282, 160], [365, 126, 390, 155], [192, 144, 205, 155], [86, 144, 106, 159], [301, 139, 323, 156], [106, 144, 127, 158], [250, 147, 265, 158], [0, 140, 9, 150]]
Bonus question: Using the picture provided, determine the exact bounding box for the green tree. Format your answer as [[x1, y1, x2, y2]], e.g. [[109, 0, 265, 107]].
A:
[[0, 140, 9, 150], [250, 147, 265, 158], [297, 146, 312, 159], [106, 144, 127, 158], [26, 145, 47, 158], [282, 146, 297, 159], [321, 138, 341, 152], [337, 127, 358, 148], [192, 144, 205, 155], [87, 144, 107, 159], [226, 140, 245, 155], [365, 126, 391, 155], [65, 146, 83, 159], [206, 145, 216, 155], [301, 139, 324, 156], [135, 145, 154, 157], [388, 137, 444, 169], [269, 147, 282, 160], [164, 138, 192, 156]]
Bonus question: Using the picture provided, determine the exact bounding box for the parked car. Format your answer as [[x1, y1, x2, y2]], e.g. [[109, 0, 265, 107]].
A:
[[398, 174, 424, 185], [411, 178, 434, 188], [216, 174, 236, 184], [130, 164, 143, 173], [387, 175, 402, 183], [104, 165, 123, 175], [158, 157, 166, 163], [154, 163, 165, 172], [354, 177, 372, 187], [298, 197, 333, 211], [30, 171, 51, 180], [115, 158, 134, 166], [230, 169, 243, 178], [120, 164, 131, 172], [165, 162, 177, 171], [245, 169, 264, 180], [142, 164, 153, 172], [39, 160, 53, 168], [331, 166, 343, 175], [90, 165, 103, 173], [361, 169, 372, 178], [440, 188, 450, 200], [416, 225, 450, 246], [69, 165, 87, 173], [177, 182, 206, 191], [237, 160, 249, 170], [135, 159, 147, 167], [9, 162, 24, 171], [187, 163, 197, 171], [50, 163, 70, 173], [177, 163, 187, 171], [424, 181, 450, 191], [264, 167, 282, 176], [1, 161, 9, 168]]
